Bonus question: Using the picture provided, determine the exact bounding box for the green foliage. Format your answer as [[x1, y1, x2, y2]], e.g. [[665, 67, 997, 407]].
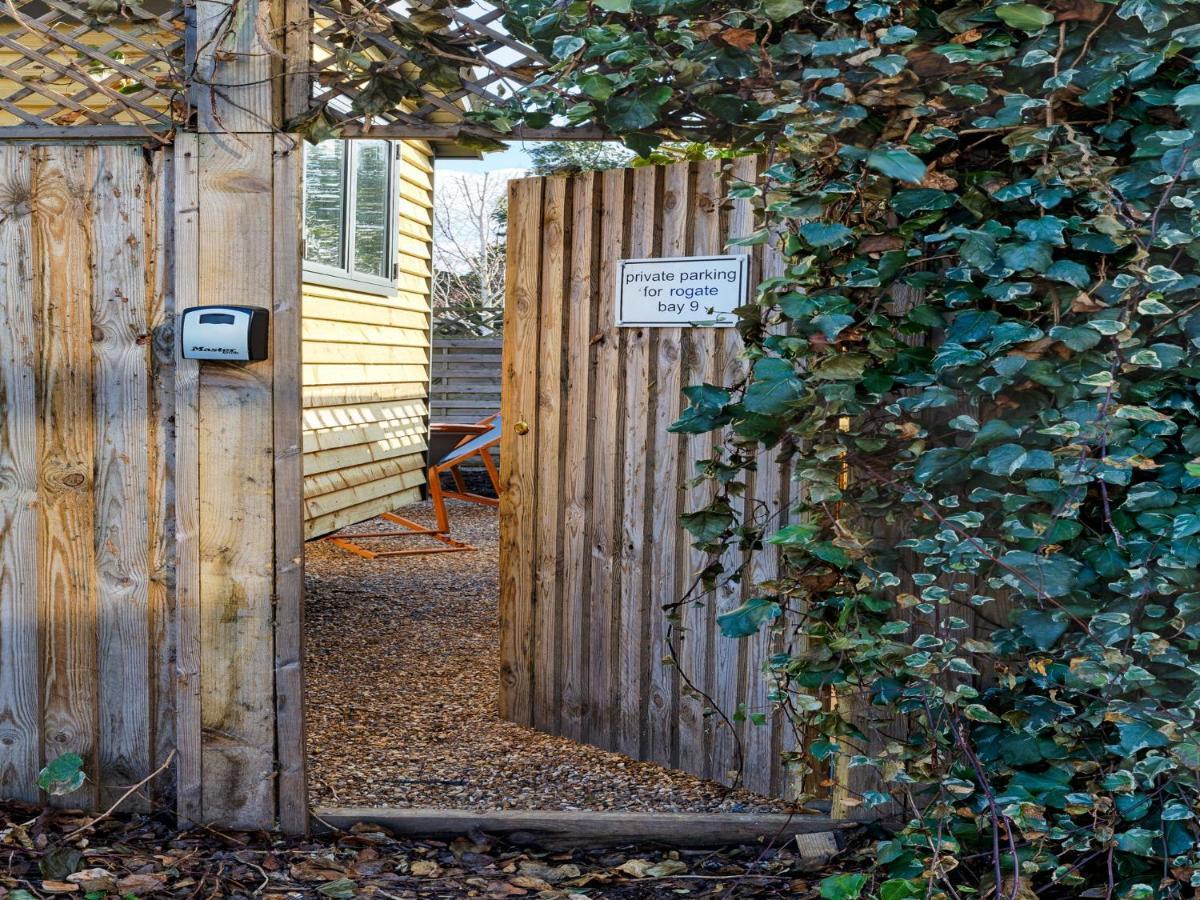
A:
[[466, 0, 1200, 896]]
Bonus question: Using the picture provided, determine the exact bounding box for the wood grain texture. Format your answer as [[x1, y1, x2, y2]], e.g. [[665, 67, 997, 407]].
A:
[[92, 144, 153, 809], [677, 161, 720, 780], [585, 168, 627, 749], [195, 133, 277, 829], [532, 177, 567, 734], [558, 174, 597, 744], [499, 160, 804, 799], [33, 145, 99, 809], [316, 807, 854, 850], [273, 134, 307, 835], [497, 177, 541, 725], [147, 146, 177, 806], [194, 0, 276, 132], [173, 134, 203, 825], [0, 144, 39, 801], [616, 165, 657, 758], [644, 161, 689, 770]]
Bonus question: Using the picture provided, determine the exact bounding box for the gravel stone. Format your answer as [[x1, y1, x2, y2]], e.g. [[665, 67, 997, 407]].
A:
[[305, 499, 788, 813]]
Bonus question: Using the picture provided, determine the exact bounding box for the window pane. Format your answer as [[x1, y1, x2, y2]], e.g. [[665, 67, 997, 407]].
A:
[[353, 142, 390, 278], [304, 142, 346, 267]]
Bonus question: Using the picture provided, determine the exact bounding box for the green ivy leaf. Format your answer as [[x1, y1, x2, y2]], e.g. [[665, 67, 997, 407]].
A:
[[37, 753, 85, 796], [681, 503, 735, 544], [866, 147, 927, 185], [717, 597, 782, 638], [995, 4, 1055, 32], [743, 358, 803, 414], [819, 873, 867, 900]]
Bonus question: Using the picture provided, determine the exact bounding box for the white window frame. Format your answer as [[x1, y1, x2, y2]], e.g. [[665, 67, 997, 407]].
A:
[[302, 140, 398, 297]]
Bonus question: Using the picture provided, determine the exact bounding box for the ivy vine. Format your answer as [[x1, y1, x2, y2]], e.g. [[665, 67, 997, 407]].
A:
[[464, 0, 1200, 897]]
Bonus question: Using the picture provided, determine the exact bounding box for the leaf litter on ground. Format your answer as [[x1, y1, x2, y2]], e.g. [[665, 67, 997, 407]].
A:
[[0, 801, 871, 898]]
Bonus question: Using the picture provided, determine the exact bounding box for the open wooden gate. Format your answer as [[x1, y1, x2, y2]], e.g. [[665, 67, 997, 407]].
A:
[[499, 158, 802, 798]]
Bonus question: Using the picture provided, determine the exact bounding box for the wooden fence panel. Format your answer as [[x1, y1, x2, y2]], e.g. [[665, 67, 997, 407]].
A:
[[429, 338, 503, 423], [500, 161, 801, 798], [0, 143, 176, 810]]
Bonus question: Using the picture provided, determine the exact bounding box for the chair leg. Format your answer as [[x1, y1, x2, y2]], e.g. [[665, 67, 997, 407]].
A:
[[480, 448, 501, 495], [429, 465, 451, 534]]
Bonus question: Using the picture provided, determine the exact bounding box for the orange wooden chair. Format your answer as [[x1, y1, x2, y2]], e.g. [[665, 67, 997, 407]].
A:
[[326, 415, 501, 559]]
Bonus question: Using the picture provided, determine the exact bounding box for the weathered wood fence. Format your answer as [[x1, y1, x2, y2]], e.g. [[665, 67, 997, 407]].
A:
[[430, 338, 503, 424], [0, 0, 307, 833], [0, 144, 174, 811], [500, 158, 804, 799]]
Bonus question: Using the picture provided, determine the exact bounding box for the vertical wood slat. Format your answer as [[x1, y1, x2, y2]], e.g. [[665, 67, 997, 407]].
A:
[[0, 145, 40, 801], [645, 161, 690, 770], [728, 156, 778, 797], [616, 165, 657, 758], [173, 134, 203, 825], [195, 133, 277, 830], [558, 173, 597, 744], [587, 169, 628, 749], [148, 147, 178, 805], [34, 145, 99, 809], [709, 160, 749, 785], [532, 177, 567, 734], [194, 0, 276, 133], [498, 177, 542, 726], [273, 134, 307, 835], [677, 161, 721, 779], [92, 145, 153, 809]]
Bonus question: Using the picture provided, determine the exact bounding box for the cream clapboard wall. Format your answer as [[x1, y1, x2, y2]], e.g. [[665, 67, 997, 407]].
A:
[[301, 140, 434, 539]]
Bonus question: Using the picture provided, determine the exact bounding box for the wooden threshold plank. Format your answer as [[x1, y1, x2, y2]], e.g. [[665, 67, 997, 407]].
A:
[[314, 807, 854, 851]]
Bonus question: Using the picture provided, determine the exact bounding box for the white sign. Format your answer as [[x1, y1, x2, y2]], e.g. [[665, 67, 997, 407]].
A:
[[615, 255, 747, 327]]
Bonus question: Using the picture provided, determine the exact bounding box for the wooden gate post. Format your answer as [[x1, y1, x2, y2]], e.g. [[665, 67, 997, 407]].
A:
[[175, 0, 306, 833]]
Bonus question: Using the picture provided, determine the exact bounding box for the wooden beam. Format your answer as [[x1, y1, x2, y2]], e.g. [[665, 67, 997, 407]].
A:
[[272, 134, 307, 836], [313, 808, 855, 851], [0, 126, 170, 141], [335, 124, 611, 142]]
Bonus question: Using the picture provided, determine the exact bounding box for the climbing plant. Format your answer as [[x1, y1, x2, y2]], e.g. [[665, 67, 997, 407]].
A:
[[465, 0, 1200, 897]]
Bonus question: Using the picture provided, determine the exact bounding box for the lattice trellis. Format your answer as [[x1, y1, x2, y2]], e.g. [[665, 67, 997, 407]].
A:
[[0, 0, 593, 141], [308, 0, 576, 139], [0, 0, 185, 133]]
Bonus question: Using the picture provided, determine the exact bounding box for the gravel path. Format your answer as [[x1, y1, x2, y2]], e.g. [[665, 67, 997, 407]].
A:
[[304, 498, 788, 813]]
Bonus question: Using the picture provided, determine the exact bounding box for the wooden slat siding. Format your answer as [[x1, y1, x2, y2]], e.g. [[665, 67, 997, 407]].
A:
[[677, 160, 721, 780], [147, 147, 177, 804], [92, 145, 153, 809], [274, 135, 307, 835], [33, 146, 99, 809], [173, 134, 203, 825], [616, 165, 658, 758], [558, 173, 598, 743], [645, 161, 690, 769], [587, 168, 628, 749], [532, 177, 567, 734], [497, 176, 542, 725], [0, 145, 39, 801], [195, 134, 277, 829], [303, 483, 424, 538]]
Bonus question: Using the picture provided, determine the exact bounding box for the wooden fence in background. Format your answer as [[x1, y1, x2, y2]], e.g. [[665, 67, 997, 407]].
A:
[[430, 338, 503, 423], [500, 158, 805, 800]]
